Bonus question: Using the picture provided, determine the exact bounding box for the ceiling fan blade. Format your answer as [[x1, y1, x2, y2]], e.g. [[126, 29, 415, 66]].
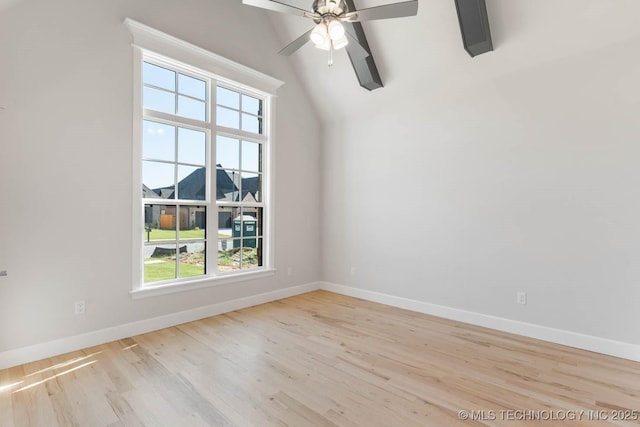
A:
[[345, 31, 370, 60], [346, 0, 418, 22], [278, 28, 314, 56], [243, 0, 310, 17]]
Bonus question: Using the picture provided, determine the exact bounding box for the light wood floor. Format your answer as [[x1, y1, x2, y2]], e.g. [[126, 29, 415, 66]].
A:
[[1, 291, 639, 426]]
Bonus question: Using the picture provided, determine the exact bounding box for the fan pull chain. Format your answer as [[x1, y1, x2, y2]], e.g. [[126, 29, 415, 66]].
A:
[[328, 42, 334, 67]]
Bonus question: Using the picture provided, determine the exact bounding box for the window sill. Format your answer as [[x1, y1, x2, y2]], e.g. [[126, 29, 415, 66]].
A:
[[130, 268, 276, 299]]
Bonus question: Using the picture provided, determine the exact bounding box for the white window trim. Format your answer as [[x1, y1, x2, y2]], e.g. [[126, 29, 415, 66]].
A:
[[125, 19, 284, 94], [126, 19, 283, 298]]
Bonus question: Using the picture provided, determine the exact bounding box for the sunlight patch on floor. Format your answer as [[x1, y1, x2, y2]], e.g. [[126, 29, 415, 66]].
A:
[[13, 360, 98, 393]]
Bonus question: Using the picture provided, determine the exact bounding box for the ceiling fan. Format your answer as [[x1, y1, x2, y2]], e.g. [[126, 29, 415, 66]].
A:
[[243, 0, 419, 66]]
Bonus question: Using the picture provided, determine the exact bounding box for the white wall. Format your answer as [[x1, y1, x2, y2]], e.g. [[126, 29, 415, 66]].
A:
[[1, 0, 639, 363], [322, 33, 640, 345], [0, 0, 321, 353]]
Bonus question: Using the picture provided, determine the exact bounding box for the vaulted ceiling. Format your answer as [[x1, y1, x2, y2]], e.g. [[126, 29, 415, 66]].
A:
[[251, 0, 640, 123], [3, 0, 640, 125]]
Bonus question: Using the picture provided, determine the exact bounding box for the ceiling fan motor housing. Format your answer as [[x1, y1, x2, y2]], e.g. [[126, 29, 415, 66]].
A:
[[312, 0, 348, 18]]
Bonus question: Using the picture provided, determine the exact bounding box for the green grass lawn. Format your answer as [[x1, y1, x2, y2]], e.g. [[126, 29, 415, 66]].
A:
[[144, 259, 204, 282], [144, 228, 205, 241]]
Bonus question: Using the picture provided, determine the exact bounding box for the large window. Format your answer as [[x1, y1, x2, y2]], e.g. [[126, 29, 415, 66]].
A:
[[127, 19, 282, 294]]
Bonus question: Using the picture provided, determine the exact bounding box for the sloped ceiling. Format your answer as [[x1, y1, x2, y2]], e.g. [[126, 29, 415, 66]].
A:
[[249, 0, 640, 124], [3, 0, 639, 125], [0, 0, 20, 10]]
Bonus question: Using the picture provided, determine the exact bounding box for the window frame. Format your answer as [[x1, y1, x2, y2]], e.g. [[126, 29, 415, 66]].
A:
[[126, 19, 283, 298]]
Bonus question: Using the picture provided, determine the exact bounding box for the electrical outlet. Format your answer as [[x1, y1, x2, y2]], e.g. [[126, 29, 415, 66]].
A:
[[0, 270, 7, 277], [75, 300, 86, 314], [287, 267, 293, 276], [517, 292, 527, 305], [350, 267, 356, 277]]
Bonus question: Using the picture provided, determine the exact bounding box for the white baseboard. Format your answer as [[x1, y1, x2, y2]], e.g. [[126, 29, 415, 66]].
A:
[[3, 281, 638, 369], [0, 282, 321, 370], [320, 282, 640, 362]]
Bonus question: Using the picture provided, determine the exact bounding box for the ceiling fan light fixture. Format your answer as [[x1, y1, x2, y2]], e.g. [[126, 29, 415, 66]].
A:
[[332, 34, 348, 50], [310, 22, 328, 46], [315, 36, 331, 51], [327, 19, 345, 41]]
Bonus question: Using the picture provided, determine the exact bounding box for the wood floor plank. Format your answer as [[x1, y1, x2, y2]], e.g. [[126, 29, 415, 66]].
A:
[[0, 366, 17, 427], [2, 290, 639, 426]]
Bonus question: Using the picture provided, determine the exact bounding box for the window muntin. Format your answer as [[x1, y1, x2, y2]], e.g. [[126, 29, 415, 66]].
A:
[[143, 61, 207, 121], [140, 57, 268, 286], [215, 86, 263, 135]]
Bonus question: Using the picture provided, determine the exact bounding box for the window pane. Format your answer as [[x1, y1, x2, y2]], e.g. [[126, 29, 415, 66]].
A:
[[218, 207, 240, 239], [143, 87, 175, 114], [242, 207, 263, 237], [143, 204, 176, 241], [178, 242, 205, 278], [241, 113, 261, 134], [179, 206, 206, 240], [144, 204, 178, 283], [177, 165, 205, 200], [242, 238, 262, 269], [217, 86, 239, 109], [143, 161, 174, 195], [178, 74, 206, 100], [178, 128, 205, 165], [239, 215, 256, 244], [241, 94, 261, 115], [143, 121, 175, 162], [145, 255, 176, 283], [216, 135, 240, 170], [232, 211, 254, 240], [217, 237, 262, 271], [216, 168, 240, 201], [143, 62, 175, 91], [178, 96, 206, 121], [217, 106, 239, 129], [178, 205, 206, 279], [218, 239, 241, 272], [241, 172, 260, 202], [241, 140, 260, 172]]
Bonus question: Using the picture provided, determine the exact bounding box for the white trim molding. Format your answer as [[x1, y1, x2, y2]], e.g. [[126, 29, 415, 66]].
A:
[[124, 18, 284, 94], [0, 282, 320, 370], [319, 282, 640, 362]]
